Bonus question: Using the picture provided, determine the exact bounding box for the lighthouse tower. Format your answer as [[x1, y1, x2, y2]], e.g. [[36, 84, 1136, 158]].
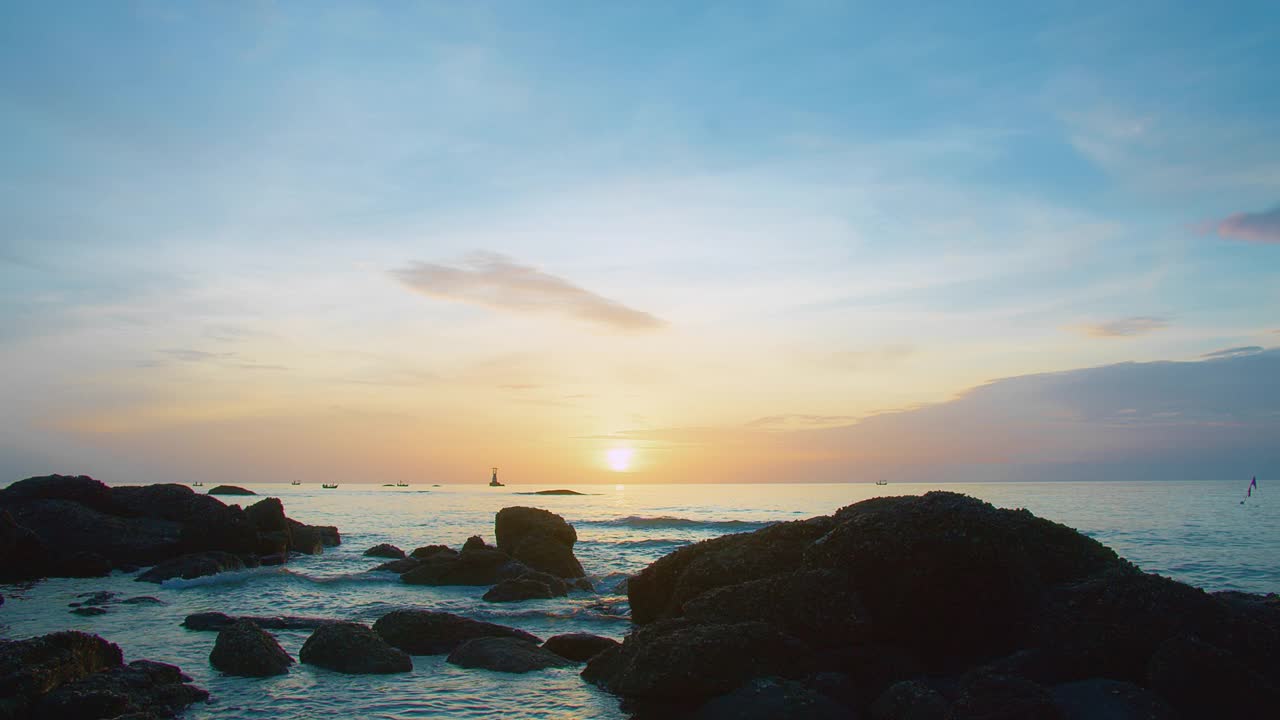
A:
[[489, 467, 503, 487]]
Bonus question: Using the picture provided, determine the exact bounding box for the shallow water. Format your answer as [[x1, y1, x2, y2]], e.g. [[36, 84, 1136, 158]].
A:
[[1, 480, 1275, 718]]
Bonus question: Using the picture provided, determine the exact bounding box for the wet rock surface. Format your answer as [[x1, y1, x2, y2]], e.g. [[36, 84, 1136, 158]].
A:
[[373, 609, 541, 655], [542, 633, 620, 662], [585, 491, 1280, 718], [445, 637, 573, 673], [363, 543, 405, 559], [0, 631, 206, 719], [209, 619, 294, 677], [299, 622, 412, 674], [494, 507, 585, 578]]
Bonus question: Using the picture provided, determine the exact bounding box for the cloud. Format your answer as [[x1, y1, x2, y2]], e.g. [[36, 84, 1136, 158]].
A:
[[1216, 206, 1280, 244], [746, 414, 860, 431], [1201, 346, 1263, 359], [1073, 316, 1168, 338], [391, 253, 666, 332]]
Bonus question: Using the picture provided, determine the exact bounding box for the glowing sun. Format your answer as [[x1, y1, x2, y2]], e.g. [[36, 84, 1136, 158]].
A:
[[606, 447, 635, 472]]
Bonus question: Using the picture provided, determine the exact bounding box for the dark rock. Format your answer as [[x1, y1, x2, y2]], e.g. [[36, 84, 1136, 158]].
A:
[[530, 489, 586, 495], [1146, 634, 1280, 718], [363, 543, 405, 559], [0, 474, 121, 514], [0, 509, 50, 582], [693, 676, 849, 720], [259, 551, 288, 566], [37, 659, 208, 719], [446, 637, 573, 673], [542, 633, 620, 662], [572, 577, 594, 592], [182, 612, 337, 632], [682, 568, 865, 647], [870, 680, 949, 720], [0, 630, 123, 716], [627, 515, 834, 624], [373, 558, 421, 574], [57, 551, 114, 578], [409, 544, 456, 560], [316, 525, 341, 547], [135, 551, 246, 583], [122, 596, 164, 605], [951, 672, 1063, 720], [206, 485, 256, 496], [76, 590, 118, 604], [6, 499, 182, 571], [1050, 678, 1173, 720], [244, 498, 287, 533], [400, 547, 528, 586], [372, 609, 541, 655], [71, 606, 109, 616], [209, 620, 294, 677], [462, 535, 490, 552], [179, 504, 257, 556], [483, 570, 569, 602], [299, 622, 411, 674], [285, 519, 324, 554], [582, 620, 809, 701], [112, 483, 224, 523], [494, 507, 584, 578]]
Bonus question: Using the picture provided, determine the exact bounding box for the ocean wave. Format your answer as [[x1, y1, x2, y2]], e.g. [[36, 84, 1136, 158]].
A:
[[577, 515, 774, 531]]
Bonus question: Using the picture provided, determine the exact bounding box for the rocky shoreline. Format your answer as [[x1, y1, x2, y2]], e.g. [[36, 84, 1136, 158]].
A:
[[3, 478, 1277, 719]]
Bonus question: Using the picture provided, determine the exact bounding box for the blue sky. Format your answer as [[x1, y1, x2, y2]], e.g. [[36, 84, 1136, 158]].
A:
[[1, 1, 1277, 484]]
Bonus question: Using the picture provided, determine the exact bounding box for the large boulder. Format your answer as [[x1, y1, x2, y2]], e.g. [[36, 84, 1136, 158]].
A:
[[0, 509, 49, 581], [244, 497, 288, 534], [0, 474, 121, 514], [447, 637, 574, 673], [364, 543, 405, 559], [136, 551, 246, 583], [400, 547, 527, 586], [372, 609, 541, 655], [209, 620, 294, 677], [482, 570, 569, 602], [582, 620, 809, 701], [4, 499, 183, 570], [299, 622, 411, 674], [0, 631, 206, 719], [542, 633, 620, 662], [494, 507, 585, 578], [627, 515, 833, 623], [692, 677, 849, 720], [36, 659, 209, 719], [1145, 634, 1280, 718], [112, 483, 224, 523], [410, 544, 456, 560], [373, 558, 421, 574]]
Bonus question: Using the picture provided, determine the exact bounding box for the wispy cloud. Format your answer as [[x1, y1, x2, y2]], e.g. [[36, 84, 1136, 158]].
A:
[[391, 252, 666, 332], [746, 414, 860, 431], [1216, 206, 1280, 244], [1073, 316, 1169, 338], [1201, 346, 1263, 359], [158, 348, 236, 362]]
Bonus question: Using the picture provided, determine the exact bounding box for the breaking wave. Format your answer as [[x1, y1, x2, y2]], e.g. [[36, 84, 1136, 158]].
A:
[[576, 515, 774, 531]]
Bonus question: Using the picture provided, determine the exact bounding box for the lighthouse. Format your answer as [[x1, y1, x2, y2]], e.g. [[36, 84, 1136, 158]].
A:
[[489, 467, 503, 487]]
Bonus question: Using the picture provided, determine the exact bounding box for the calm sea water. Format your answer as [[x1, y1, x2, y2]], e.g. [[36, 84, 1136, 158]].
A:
[[1, 481, 1274, 719]]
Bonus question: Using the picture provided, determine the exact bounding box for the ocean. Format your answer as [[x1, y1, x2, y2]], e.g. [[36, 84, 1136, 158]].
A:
[[1, 480, 1274, 719]]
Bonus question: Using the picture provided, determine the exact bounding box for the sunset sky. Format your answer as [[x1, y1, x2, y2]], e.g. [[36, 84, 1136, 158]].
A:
[[2, 1, 1277, 485]]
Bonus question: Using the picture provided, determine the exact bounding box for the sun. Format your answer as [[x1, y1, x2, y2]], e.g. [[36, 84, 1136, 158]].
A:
[[606, 447, 635, 472]]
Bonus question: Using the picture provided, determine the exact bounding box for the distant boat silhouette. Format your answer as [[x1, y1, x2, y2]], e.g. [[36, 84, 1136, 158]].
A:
[[396, 482, 409, 487], [321, 483, 338, 489], [290, 480, 301, 486], [192, 482, 203, 487], [875, 480, 888, 486], [489, 467, 504, 487]]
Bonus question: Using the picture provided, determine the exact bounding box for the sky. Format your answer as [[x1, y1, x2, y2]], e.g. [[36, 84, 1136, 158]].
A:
[[1, 1, 1277, 485]]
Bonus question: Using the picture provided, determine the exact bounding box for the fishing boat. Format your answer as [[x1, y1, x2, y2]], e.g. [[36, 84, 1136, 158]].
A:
[[875, 480, 888, 486], [489, 467, 504, 487], [396, 482, 409, 487], [290, 480, 301, 486], [321, 483, 338, 489], [192, 482, 203, 487]]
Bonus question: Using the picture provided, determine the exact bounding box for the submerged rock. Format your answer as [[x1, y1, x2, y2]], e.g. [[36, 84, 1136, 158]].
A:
[[38, 658, 209, 719], [494, 507, 584, 578], [364, 543, 406, 559], [182, 612, 337, 632], [542, 633, 620, 662], [70, 606, 108, 616], [372, 609, 541, 655], [373, 557, 421, 574], [135, 551, 246, 583], [209, 619, 294, 677], [299, 622, 411, 674], [207, 485, 256, 496], [410, 544, 456, 560], [446, 637, 573, 673], [400, 546, 527, 586]]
